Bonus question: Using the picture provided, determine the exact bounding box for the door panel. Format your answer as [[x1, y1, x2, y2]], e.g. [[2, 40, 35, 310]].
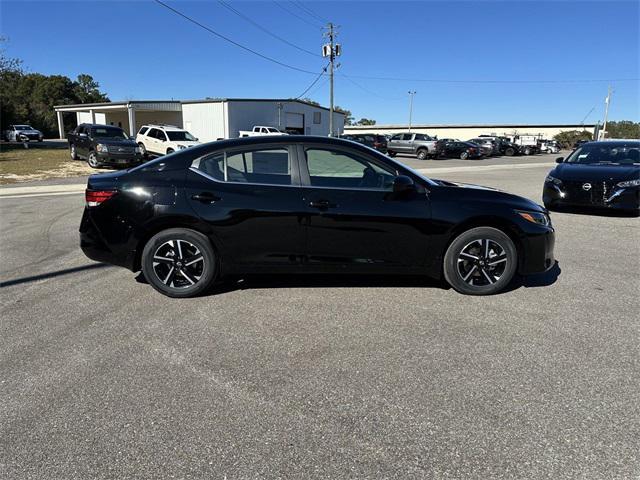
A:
[[300, 146, 432, 271], [185, 145, 306, 269]]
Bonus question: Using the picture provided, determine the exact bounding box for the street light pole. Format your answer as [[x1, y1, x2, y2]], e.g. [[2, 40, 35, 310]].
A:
[[408, 91, 416, 132], [601, 85, 612, 140]]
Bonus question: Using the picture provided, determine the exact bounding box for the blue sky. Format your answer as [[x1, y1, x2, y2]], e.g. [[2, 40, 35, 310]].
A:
[[2, 0, 639, 125]]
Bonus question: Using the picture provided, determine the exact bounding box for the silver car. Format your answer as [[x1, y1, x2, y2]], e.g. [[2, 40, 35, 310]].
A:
[[387, 132, 438, 160]]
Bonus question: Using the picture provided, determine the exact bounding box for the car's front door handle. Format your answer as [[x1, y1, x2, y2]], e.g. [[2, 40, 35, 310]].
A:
[[309, 200, 337, 209], [191, 192, 221, 204]]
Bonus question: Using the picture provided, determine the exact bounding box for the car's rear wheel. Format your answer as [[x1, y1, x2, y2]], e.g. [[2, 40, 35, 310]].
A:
[[460, 151, 469, 160], [87, 151, 100, 168], [443, 227, 517, 295], [70, 144, 78, 160], [142, 228, 217, 298], [505, 147, 515, 156], [416, 148, 427, 160]]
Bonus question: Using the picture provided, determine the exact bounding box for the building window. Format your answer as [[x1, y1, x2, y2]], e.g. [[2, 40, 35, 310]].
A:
[[313, 112, 321, 124]]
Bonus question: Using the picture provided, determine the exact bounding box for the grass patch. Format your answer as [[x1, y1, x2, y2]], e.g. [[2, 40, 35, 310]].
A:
[[0, 143, 100, 184]]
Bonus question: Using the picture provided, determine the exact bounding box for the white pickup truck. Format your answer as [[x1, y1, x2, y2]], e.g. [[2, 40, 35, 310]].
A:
[[239, 126, 288, 137]]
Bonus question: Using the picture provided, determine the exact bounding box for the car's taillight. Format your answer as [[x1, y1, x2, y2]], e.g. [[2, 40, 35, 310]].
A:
[[86, 189, 117, 207]]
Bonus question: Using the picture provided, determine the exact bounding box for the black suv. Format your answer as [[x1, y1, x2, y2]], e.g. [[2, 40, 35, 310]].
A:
[[68, 124, 143, 168]]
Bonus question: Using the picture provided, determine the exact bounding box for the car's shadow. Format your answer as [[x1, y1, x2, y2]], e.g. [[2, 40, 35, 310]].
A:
[[135, 262, 562, 297]]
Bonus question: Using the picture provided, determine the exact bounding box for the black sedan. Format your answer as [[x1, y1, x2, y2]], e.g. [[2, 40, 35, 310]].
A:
[[80, 136, 555, 298], [543, 140, 640, 212], [437, 141, 484, 159]]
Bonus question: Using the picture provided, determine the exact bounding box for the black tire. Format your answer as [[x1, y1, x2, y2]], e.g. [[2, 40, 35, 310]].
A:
[[387, 151, 396, 157], [142, 228, 217, 298], [460, 151, 469, 160], [166, 148, 175, 155], [70, 144, 78, 160], [443, 227, 517, 295], [524, 147, 531, 155], [87, 151, 100, 168], [138, 142, 148, 158], [505, 147, 515, 156], [416, 148, 428, 160]]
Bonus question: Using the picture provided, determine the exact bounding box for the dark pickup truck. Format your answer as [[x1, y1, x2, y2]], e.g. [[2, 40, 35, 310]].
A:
[[68, 124, 143, 168]]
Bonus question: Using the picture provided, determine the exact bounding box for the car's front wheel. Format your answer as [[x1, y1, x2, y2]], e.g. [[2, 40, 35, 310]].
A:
[[141, 228, 217, 298], [460, 151, 469, 160], [87, 151, 100, 168], [166, 148, 175, 155], [443, 227, 517, 295], [70, 144, 78, 160], [138, 142, 147, 158]]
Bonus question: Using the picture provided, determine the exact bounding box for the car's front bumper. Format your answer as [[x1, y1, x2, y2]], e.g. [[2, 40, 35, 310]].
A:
[[97, 151, 143, 167], [518, 225, 555, 275], [543, 182, 640, 211]]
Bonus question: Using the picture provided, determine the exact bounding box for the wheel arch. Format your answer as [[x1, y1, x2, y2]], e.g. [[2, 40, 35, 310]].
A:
[[443, 216, 526, 274], [132, 218, 224, 273]]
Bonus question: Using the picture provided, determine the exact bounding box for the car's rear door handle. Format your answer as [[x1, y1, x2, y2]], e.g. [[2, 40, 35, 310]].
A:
[[191, 192, 221, 204], [309, 200, 337, 209]]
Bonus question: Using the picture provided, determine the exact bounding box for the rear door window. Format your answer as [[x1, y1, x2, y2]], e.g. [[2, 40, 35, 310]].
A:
[[193, 148, 293, 185]]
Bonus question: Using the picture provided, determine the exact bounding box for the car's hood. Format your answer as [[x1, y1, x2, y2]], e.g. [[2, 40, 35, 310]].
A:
[[552, 163, 639, 182], [435, 180, 545, 212], [18, 129, 41, 134], [172, 141, 201, 147]]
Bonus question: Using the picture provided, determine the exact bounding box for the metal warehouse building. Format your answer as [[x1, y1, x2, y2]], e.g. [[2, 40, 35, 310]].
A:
[[54, 98, 345, 141], [344, 123, 597, 140]]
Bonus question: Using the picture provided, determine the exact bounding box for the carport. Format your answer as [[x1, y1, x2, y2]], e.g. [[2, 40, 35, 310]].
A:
[[54, 100, 183, 138]]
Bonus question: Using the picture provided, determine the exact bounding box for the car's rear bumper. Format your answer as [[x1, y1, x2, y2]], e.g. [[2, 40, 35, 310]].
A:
[[79, 208, 136, 270]]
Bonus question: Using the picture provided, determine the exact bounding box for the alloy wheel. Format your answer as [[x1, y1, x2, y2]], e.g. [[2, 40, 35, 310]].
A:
[[70, 145, 76, 160], [456, 238, 508, 286], [152, 239, 205, 289], [88, 152, 99, 168]]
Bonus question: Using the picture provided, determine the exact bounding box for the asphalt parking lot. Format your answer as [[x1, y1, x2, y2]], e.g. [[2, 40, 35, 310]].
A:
[[1, 152, 638, 479]]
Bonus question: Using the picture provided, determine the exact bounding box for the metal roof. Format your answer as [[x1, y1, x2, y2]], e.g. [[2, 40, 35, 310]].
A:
[[345, 123, 597, 129]]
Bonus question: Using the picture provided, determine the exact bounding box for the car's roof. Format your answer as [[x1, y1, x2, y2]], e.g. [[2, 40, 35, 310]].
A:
[[141, 124, 184, 131], [581, 139, 640, 145]]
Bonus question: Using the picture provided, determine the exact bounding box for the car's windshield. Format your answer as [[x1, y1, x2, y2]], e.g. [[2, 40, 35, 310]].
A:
[[15, 125, 32, 130], [91, 127, 128, 139], [167, 131, 197, 141], [565, 143, 640, 165]]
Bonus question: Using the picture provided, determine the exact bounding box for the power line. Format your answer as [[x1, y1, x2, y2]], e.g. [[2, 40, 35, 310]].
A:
[[339, 72, 403, 100], [291, 0, 329, 24], [154, 0, 320, 75], [216, 0, 320, 57], [296, 64, 329, 99], [273, 1, 323, 28]]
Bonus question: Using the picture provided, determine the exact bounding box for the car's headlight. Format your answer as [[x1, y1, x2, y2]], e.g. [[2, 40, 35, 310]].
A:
[[545, 174, 562, 186], [517, 210, 550, 226], [96, 143, 108, 153], [616, 178, 640, 188], [177, 144, 186, 150]]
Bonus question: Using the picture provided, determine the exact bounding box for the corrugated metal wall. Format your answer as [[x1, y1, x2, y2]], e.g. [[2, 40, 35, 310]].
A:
[[182, 103, 226, 142]]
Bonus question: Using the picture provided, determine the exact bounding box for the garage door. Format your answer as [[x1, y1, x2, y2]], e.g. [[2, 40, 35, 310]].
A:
[[285, 112, 304, 129]]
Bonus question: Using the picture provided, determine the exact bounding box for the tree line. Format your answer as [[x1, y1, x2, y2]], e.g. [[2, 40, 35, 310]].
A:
[[553, 121, 640, 148]]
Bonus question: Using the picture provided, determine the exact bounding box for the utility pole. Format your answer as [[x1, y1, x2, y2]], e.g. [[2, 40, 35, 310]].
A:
[[600, 85, 612, 140], [322, 23, 340, 136], [408, 91, 416, 132]]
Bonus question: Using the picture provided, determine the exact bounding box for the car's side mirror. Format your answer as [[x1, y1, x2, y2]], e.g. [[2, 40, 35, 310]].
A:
[[392, 175, 416, 194], [556, 157, 564, 164]]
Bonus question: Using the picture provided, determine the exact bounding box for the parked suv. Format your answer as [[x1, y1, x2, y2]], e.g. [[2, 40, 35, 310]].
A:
[[68, 124, 143, 168], [387, 132, 438, 160], [136, 125, 200, 157]]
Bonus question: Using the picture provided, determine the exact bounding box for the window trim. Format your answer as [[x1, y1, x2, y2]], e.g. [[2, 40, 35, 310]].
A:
[[297, 144, 401, 192], [191, 144, 301, 187]]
